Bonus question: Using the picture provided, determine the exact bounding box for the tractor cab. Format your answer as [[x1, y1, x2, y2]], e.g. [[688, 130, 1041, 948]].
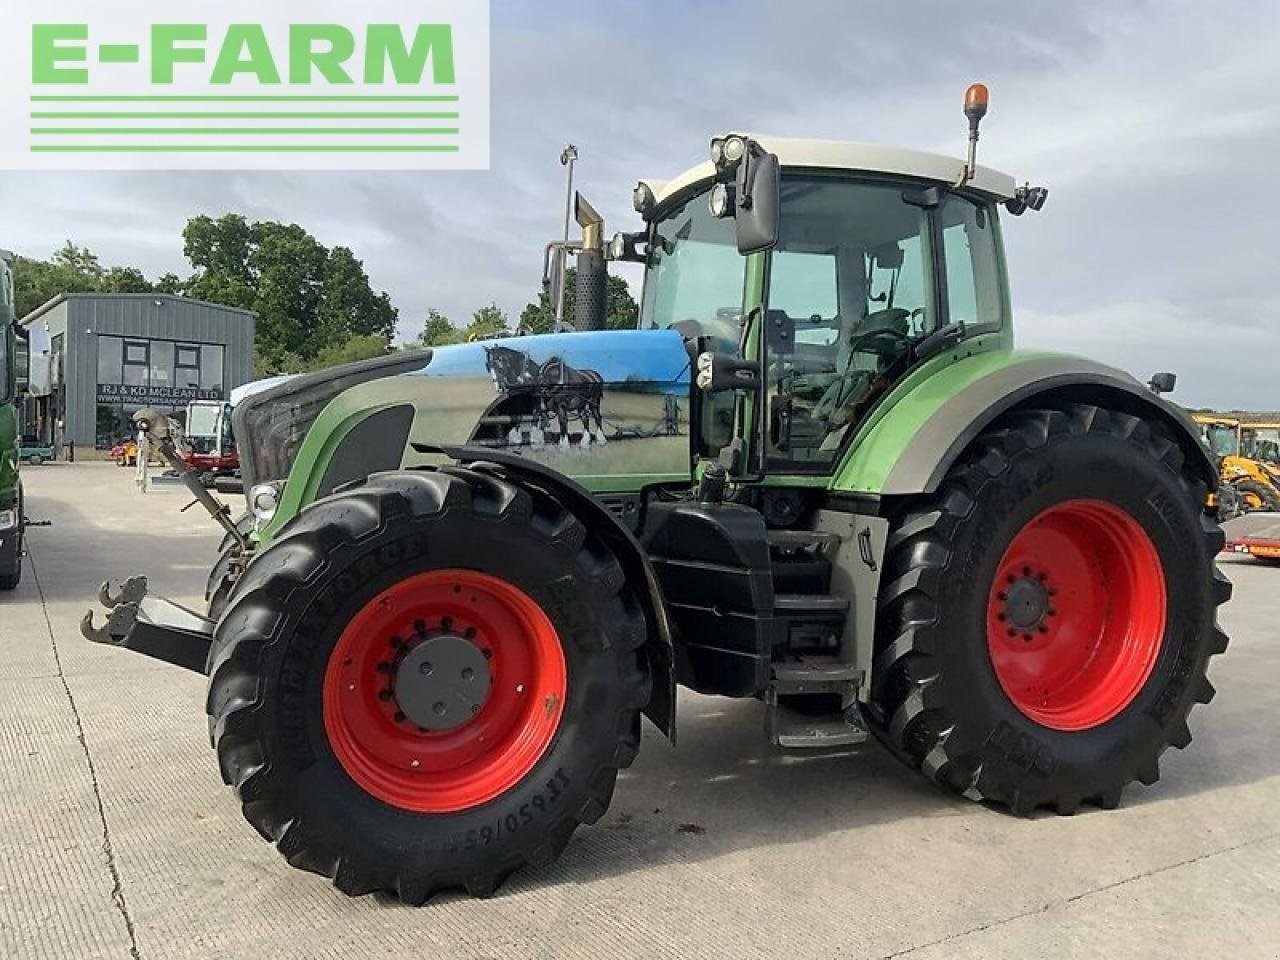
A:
[[632, 136, 1027, 476]]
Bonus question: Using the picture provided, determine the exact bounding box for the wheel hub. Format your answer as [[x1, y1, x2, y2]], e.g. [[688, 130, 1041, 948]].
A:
[[394, 634, 492, 731], [985, 499, 1167, 732], [1003, 575, 1050, 631]]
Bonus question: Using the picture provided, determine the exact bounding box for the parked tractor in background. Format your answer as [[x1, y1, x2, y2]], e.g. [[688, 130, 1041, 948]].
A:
[[0, 251, 25, 589], [82, 86, 1230, 903], [1195, 414, 1280, 512], [1242, 422, 1280, 473]]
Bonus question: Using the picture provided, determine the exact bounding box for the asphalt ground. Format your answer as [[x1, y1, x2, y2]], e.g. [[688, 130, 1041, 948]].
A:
[[2, 462, 1277, 959]]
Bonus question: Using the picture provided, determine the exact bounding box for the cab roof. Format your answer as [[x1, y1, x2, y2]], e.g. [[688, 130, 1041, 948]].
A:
[[641, 136, 1018, 210]]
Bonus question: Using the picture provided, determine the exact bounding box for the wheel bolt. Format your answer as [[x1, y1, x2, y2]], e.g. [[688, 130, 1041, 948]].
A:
[[414, 619, 426, 634], [442, 616, 453, 631], [464, 627, 477, 639], [462, 667, 474, 681], [394, 711, 406, 723], [471, 704, 480, 714], [419, 661, 433, 676], [378, 690, 393, 701], [433, 702, 446, 716], [482, 649, 492, 660], [1038, 625, 1048, 634]]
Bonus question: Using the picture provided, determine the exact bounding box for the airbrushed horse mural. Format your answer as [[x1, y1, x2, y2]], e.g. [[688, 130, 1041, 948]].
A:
[[484, 345, 608, 448]]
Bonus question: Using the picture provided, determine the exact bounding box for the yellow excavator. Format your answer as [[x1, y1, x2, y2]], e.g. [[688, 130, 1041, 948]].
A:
[[1195, 414, 1280, 512]]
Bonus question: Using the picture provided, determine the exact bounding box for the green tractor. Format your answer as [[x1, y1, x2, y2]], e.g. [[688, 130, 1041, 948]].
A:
[[0, 250, 25, 590], [83, 86, 1230, 902]]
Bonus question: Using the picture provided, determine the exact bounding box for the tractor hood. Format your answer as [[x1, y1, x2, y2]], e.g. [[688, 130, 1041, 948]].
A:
[[242, 328, 695, 507]]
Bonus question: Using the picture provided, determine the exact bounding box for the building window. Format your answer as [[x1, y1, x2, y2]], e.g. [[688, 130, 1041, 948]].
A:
[[123, 340, 149, 387], [92, 334, 234, 448], [97, 336, 123, 385], [149, 340, 173, 386], [200, 344, 224, 392], [175, 342, 201, 389]]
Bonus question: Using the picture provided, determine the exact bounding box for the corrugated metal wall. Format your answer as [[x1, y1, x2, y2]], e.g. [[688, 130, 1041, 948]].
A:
[[52, 295, 256, 448]]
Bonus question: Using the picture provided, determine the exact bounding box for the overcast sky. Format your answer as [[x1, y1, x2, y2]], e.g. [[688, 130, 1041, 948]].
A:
[[2, 0, 1277, 409]]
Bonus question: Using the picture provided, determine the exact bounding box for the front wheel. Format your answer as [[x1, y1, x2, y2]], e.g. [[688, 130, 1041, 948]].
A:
[[206, 468, 648, 901], [865, 405, 1230, 815]]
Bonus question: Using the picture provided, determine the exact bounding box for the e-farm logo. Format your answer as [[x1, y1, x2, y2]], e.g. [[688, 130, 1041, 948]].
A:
[[0, 1, 489, 170]]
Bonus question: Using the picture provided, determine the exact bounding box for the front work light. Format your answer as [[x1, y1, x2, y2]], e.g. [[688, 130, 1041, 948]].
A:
[[708, 182, 735, 218], [633, 182, 656, 218]]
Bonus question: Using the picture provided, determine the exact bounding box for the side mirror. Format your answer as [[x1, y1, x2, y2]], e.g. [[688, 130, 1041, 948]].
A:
[[734, 146, 780, 255], [1147, 371, 1176, 395]]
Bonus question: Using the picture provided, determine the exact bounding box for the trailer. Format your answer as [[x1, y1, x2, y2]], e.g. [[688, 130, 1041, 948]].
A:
[[1222, 511, 1280, 562]]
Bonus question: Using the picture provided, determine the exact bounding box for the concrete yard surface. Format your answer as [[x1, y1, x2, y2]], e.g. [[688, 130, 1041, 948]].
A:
[[2, 462, 1278, 959]]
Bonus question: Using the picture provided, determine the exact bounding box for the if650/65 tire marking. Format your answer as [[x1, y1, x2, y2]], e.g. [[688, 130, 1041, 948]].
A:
[[448, 768, 572, 852]]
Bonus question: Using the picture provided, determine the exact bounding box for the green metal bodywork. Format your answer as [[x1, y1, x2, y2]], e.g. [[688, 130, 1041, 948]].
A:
[[0, 252, 19, 518]]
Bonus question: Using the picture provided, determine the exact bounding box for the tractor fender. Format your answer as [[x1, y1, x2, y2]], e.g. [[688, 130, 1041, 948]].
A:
[[835, 351, 1216, 497], [419, 444, 678, 742]]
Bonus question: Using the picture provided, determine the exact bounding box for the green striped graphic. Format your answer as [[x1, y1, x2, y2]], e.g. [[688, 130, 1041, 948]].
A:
[[31, 144, 461, 153], [32, 128, 460, 136], [30, 95, 459, 103]]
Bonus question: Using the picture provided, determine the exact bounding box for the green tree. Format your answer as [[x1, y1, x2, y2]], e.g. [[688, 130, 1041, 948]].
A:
[[420, 308, 464, 346], [183, 215, 256, 311], [182, 214, 400, 374], [305, 334, 392, 371], [11, 242, 168, 317], [519, 267, 639, 334], [466, 302, 509, 341], [319, 246, 397, 343], [100, 266, 156, 294], [155, 273, 184, 295]]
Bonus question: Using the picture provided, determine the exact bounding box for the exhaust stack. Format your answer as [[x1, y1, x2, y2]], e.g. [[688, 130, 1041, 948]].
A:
[[573, 192, 607, 331]]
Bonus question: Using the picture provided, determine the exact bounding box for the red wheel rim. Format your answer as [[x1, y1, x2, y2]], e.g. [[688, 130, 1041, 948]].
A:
[[985, 499, 1167, 731], [322, 569, 566, 813]]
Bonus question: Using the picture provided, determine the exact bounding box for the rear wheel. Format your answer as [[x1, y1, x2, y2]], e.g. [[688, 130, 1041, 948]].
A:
[[1234, 478, 1280, 513], [865, 405, 1230, 815], [207, 467, 648, 901]]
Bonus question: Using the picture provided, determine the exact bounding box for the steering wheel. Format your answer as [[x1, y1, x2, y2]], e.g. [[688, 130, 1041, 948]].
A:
[[847, 326, 912, 361]]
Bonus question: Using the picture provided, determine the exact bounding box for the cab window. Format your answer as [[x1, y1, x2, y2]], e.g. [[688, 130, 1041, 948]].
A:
[[763, 177, 934, 469]]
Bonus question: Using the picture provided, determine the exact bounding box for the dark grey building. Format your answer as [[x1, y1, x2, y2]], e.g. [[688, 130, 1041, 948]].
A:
[[20, 294, 256, 451]]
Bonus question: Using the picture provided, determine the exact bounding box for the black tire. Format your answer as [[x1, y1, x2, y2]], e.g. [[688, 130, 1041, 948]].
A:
[[2, 490, 24, 591], [206, 511, 254, 621], [206, 467, 648, 902], [1234, 478, 1280, 513], [864, 404, 1230, 815]]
